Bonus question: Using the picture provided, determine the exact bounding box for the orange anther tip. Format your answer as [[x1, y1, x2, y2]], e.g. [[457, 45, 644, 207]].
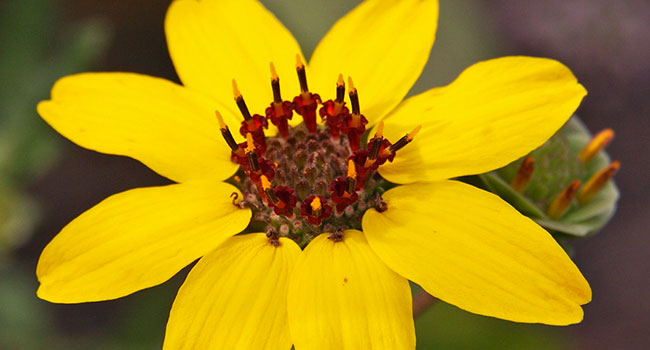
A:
[[260, 175, 271, 190], [407, 125, 422, 140], [215, 110, 227, 129], [296, 54, 304, 69], [245, 133, 255, 152], [375, 121, 384, 138], [511, 156, 535, 192], [578, 161, 621, 203], [310, 197, 322, 211], [579, 128, 615, 162], [337, 74, 345, 87], [566, 180, 581, 194], [347, 159, 357, 178], [270, 62, 278, 80], [232, 79, 241, 99], [347, 76, 356, 92], [547, 180, 581, 219]]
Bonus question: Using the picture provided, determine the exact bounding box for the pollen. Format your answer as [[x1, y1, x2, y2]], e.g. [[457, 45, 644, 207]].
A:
[[245, 133, 256, 153], [347, 159, 357, 179], [220, 59, 419, 246], [310, 196, 322, 211], [261, 174, 272, 190]]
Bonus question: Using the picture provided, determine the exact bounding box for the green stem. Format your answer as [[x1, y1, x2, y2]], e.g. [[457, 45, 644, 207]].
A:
[[413, 290, 437, 318]]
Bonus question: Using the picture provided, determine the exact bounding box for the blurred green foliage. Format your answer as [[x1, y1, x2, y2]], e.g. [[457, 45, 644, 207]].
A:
[[1, 0, 109, 349], [0, 0, 109, 261]]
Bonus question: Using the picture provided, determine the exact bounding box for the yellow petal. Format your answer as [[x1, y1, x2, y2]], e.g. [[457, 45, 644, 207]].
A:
[[288, 230, 415, 350], [165, 0, 306, 114], [38, 72, 240, 183], [378, 56, 587, 183], [164, 233, 300, 350], [36, 182, 251, 303], [362, 181, 591, 325], [310, 0, 438, 125]]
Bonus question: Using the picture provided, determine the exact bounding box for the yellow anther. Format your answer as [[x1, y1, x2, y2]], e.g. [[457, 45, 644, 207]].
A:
[[578, 161, 620, 204], [407, 125, 422, 141], [260, 175, 271, 190], [270, 62, 279, 81], [232, 79, 242, 99], [547, 180, 581, 219], [295, 54, 305, 70], [310, 197, 322, 211], [215, 110, 227, 130], [347, 76, 356, 93], [347, 159, 357, 179], [337, 74, 345, 87], [579, 129, 615, 163], [375, 121, 384, 139], [511, 156, 535, 192], [245, 133, 255, 153]]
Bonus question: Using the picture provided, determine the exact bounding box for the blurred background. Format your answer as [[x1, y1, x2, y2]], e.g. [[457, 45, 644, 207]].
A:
[[1, 0, 648, 349]]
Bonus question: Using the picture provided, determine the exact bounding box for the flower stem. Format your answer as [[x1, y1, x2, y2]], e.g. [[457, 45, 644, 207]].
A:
[[413, 290, 438, 318]]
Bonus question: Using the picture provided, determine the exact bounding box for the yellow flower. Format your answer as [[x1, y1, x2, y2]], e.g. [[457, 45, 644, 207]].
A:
[[36, 0, 591, 349]]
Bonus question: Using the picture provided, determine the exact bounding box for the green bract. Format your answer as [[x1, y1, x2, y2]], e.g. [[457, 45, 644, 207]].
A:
[[479, 116, 619, 237]]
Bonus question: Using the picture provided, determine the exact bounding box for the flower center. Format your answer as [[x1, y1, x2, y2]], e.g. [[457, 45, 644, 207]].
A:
[[217, 56, 419, 247]]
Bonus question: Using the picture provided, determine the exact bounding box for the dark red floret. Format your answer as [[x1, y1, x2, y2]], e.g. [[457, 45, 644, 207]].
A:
[[269, 186, 298, 217], [247, 158, 276, 183], [348, 150, 372, 188], [329, 177, 359, 214], [319, 100, 349, 139], [293, 93, 321, 133], [239, 114, 269, 151], [340, 114, 368, 151], [231, 141, 263, 168], [300, 195, 332, 225], [266, 101, 294, 139]]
